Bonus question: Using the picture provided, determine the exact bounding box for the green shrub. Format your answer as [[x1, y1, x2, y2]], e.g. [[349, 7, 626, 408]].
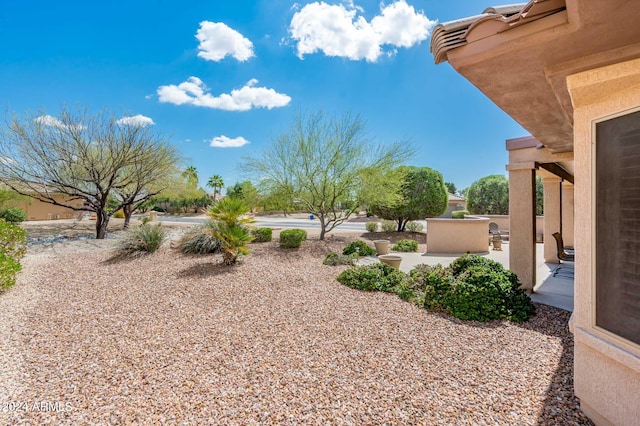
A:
[[337, 263, 405, 292], [446, 254, 535, 322], [381, 220, 396, 232], [115, 223, 166, 257], [451, 210, 470, 219], [112, 209, 125, 219], [252, 227, 273, 242], [392, 239, 418, 252], [280, 229, 307, 248], [365, 221, 379, 232], [151, 206, 166, 212], [406, 264, 451, 310], [0, 207, 27, 223], [179, 223, 222, 254], [207, 197, 255, 265], [392, 282, 418, 303], [343, 240, 376, 256], [0, 219, 27, 290], [323, 251, 358, 266], [406, 221, 424, 232]]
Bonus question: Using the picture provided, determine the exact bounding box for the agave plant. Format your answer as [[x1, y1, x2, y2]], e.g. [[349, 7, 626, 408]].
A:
[[207, 197, 254, 265]]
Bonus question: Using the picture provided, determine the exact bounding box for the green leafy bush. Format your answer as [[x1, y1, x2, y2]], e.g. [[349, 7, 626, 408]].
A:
[[115, 223, 166, 257], [447, 254, 535, 322], [451, 210, 470, 219], [337, 263, 405, 292], [323, 251, 358, 266], [405, 264, 450, 310], [365, 221, 379, 232], [0, 207, 27, 223], [0, 219, 27, 290], [392, 239, 418, 252], [343, 240, 376, 256], [179, 223, 222, 254], [381, 220, 396, 232], [280, 229, 307, 248], [406, 221, 424, 232], [252, 227, 273, 242]]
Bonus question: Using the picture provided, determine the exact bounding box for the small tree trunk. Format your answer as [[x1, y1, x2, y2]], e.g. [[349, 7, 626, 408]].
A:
[[319, 217, 327, 240], [95, 210, 110, 239], [123, 204, 133, 229], [397, 219, 403, 232]]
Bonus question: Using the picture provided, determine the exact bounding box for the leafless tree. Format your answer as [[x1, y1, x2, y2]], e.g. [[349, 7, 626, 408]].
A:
[[0, 108, 180, 238]]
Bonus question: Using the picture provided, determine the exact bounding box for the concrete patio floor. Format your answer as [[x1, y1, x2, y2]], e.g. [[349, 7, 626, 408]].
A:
[[360, 242, 574, 312]]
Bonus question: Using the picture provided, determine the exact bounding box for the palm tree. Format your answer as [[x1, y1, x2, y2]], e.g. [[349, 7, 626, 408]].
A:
[[207, 174, 225, 199], [181, 166, 199, 189], [207, 196, 254, 265]]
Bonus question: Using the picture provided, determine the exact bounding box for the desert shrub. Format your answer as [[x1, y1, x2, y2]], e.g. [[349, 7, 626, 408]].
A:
[[115, 223, 166, 257], [252, 227, 273, 242], [179, 223, 222, 254], [381, 220, 396, 232], [280, 229, 307, 248], [151, 206, 166, 212], [323, 251, 358, 266], [0, 207, 27, 223], [0, 219, 27, 290], [207, 197, 255, 265], [365, 221, 379, 232], [446, 254, 535, 322], [337, 263, 405, 292], [343, 240, 376, 256], [405, 264, 451, 310], [451, 210, 470, 219], [112, 209, 125, 219], [392, 239, 418, 252], [406, 221, 424, 232]]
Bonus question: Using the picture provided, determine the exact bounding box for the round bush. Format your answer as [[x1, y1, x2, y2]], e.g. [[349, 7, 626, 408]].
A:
[[406, 221, 424, 232], [0, 207, 27, 223], [381, 220, 396, 232], [280, 229, 307, 248], [391, 239, 418, 252], [337, 263, 405, 292], [342, 240, 376, 256], [323, 251, 358, 266], [252, 227, 273, 242], [365, 221, 379, 232], [451, 210, 470, 219]]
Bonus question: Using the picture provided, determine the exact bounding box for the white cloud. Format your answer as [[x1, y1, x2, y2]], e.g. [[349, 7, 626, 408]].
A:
[[116, 114, 155, 127], [196, 21, 254, 62], [34, 115, 85, 131], [210, 135, 250, 148], [157, 77, 291, 111], [289, 0, 435, 62]]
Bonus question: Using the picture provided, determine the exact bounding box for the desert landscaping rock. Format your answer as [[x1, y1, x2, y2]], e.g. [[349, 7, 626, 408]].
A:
[[0, 232, 592, 424]]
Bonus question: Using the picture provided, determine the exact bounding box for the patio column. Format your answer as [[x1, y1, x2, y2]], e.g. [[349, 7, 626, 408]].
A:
[[507, 164, 537, 290], [561, 182, 574, 248], [543, 176, 562, 263]]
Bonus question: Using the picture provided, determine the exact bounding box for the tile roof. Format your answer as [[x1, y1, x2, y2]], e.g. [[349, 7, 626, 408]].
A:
[[430, 0, 566, 64]]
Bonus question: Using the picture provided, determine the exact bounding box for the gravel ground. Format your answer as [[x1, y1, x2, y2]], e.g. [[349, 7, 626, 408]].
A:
[[0, 233, 593, 425]]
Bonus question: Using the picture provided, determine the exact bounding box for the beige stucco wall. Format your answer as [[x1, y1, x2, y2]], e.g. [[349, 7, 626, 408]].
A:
[[425, 216, 490, 254], [483, 215, 544, 239], [568, 58, 640, 426], [2, 195, 84, 221]]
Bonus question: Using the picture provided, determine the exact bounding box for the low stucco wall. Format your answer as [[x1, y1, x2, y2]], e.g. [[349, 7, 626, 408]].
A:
[[483, 214, 545, 239], [426, 216, 490, 254]]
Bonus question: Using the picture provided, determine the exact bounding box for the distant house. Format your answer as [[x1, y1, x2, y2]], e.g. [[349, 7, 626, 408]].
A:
[[2, 194, 84, 221], [440, 194, 467, 218]]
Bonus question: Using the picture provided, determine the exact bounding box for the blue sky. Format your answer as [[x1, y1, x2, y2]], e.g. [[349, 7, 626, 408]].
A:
[[0, 0, 527, 192]]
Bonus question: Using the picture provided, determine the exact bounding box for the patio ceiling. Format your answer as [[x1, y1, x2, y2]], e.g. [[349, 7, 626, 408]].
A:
[[430, 0, 640, 153]]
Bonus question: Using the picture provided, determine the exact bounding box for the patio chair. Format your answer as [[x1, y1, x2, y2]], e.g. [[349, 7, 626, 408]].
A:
[[552, 232, 575, 262], [489, 222, 500, 236]]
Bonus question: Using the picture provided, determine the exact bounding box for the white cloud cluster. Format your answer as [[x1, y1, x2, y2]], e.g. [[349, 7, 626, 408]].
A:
[[289, 0, 435, 62], [157, 77, 291, 111], [34, 115, 85, 131], [210, 135, 250, 148], [116, 114, 155, 127], [196, 21, 254, 62]]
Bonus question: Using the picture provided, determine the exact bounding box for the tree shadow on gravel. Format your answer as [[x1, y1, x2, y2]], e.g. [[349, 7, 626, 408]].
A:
[[174, 260, 236, 279]]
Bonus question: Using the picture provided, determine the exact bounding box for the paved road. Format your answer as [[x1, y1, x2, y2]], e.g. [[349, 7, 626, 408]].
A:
[[156, 215, 367, 232]]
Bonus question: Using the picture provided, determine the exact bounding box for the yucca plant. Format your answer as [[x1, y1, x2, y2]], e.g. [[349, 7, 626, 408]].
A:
[[207, 197, 254, 265]]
